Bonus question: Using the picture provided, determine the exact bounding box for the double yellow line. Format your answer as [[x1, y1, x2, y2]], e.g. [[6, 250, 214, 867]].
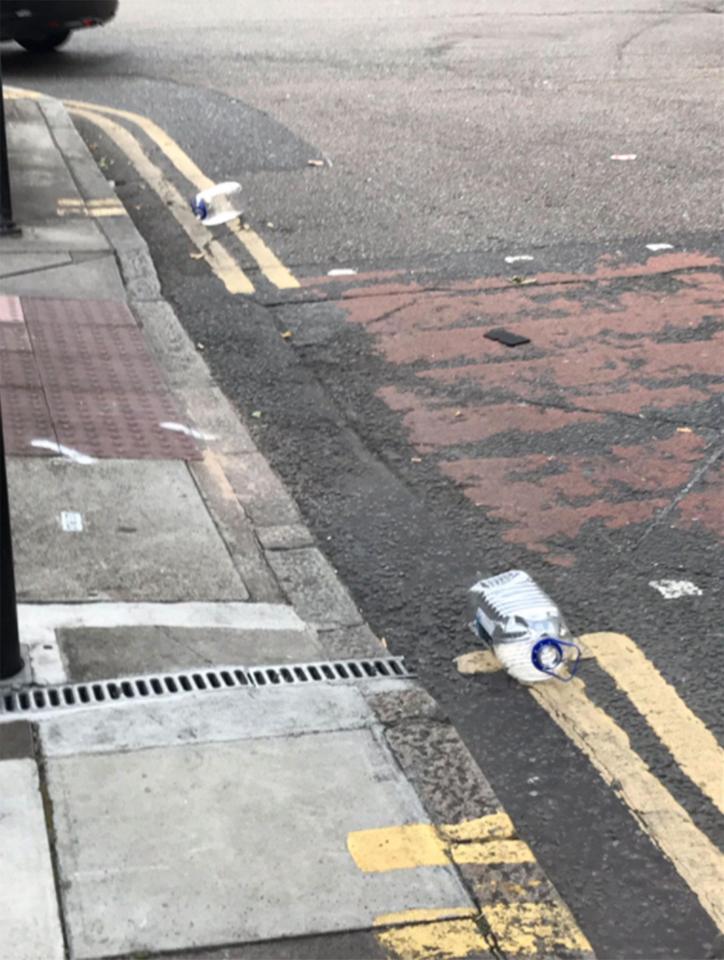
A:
[[8, 85, 299, 295], [348, 812, 593, 958], [464, 632, 724, 933]]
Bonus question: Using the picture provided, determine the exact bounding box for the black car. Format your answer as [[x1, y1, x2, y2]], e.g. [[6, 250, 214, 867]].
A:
[[1, 0, 118, 52]]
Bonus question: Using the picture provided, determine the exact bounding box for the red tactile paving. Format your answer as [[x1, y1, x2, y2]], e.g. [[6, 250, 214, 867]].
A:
[[0, 297, 201, 461], [0, 325, 32, 353], [34, 348, 169, 398], [0, 296, 23, 323], [0, 351, 43, 390], [21, 297, 136, 328], [45, 390, 199, 461], [28, 321, 152, 361], [0, 388, 57, 456]]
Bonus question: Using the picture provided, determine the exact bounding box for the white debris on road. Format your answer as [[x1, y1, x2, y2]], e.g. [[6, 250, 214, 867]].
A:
[[649, 579, 703, 599], [60, 511, 84, 533], [504, 255, 534, 264], [646, 243, 674, 252]]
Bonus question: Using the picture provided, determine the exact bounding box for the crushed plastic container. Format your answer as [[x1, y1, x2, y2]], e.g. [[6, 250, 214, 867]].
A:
[[469, 569, 580, 684], [191, 181, 243, 226]]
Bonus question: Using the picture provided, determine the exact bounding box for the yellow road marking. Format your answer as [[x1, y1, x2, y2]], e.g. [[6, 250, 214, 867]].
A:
[[347, 823, 448, 872], [4, 86, 43, 100], [63, 98, 300, 290], [69, 106, 254, 295], [348, 811, 528, 873], [373, 907, 476, 927], [376, 919, 488, 960], [57, 198, 126, 218], [582, 632, 724, 815], [454, 649, 502, 674], [440, 811, 515, 843], [532, 677, 724, 931], [481, 902, 593, 956], [452, 839, 536, 866]]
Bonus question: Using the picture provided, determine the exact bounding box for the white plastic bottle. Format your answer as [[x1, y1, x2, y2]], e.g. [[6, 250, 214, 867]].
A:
[[191, 181, 243, 226], [469, 570, 581, 683]]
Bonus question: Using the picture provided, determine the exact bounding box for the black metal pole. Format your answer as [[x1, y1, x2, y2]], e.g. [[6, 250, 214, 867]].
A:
[[0, 397, 22, 680], [0, 48, 20, 236]]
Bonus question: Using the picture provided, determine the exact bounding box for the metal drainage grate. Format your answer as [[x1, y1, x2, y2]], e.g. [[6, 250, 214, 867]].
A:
[[249, 656, 409, 687], [0, 656, 410, 719]]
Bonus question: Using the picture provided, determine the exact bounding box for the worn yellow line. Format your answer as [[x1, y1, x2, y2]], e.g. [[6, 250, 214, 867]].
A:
[[532, 677, 724, 931], [452, 839, 536, 866], [482, 902, 592, 956], [440, 811, 515, 843], [4, 86, 43, 100], [347, 823, 448, 873], [225, 219, 300, 290], [376, 919, 488, 960], [69, 107, 254, 296], [85, 207, 127, 218], [348, 811, 524, 873], [373, 907, 476, 928], [583, 632, 724, 815], [64, 98, 300, 290]]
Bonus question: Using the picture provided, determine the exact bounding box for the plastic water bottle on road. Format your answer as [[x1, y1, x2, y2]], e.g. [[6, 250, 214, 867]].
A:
[[191, 181, 243, 226], [469, 570, 581, 683]]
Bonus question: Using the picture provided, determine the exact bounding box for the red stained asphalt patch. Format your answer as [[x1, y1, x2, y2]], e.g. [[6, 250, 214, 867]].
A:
[[324, 252, 723, 567]]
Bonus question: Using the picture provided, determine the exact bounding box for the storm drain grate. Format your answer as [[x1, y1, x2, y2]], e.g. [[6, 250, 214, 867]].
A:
[[249, 656, 409, 687], [0, 656, 410, 719]]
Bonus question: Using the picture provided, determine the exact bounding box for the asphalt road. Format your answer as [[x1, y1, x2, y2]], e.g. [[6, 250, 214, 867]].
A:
[[4, 2, 723, 957]]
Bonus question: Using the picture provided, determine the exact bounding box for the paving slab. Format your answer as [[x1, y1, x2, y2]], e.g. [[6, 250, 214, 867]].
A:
[[266, 546, 364, 627], [172, 928, 389, 959], [47, 727, 472, 958], [40, 684, 376, 757], [0, 720, 35, 760], [9, 458, 247, 602], [0, 221, 110, 253], [0, 252, 72, 278], [59, 623, 325, 679], [0, 254, 125, 300], [0, 758, 65, 960]]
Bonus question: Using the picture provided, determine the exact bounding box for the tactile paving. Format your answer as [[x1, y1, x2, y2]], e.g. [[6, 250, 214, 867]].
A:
[[0, 388, 57, 456], [0, 296, 23, 323], [35, 349, 169, 398], [0, 352, 42, 390], [0, 298, 202, 461], [15, 297, 202, 461], [0, 325, 32, 353], [21, 297, 136, 328], [45, 389, 200, 461]]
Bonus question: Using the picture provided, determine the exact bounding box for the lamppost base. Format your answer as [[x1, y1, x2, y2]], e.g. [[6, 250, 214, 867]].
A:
[[0, 220, 21, 237], [0, 644, 30, 688]]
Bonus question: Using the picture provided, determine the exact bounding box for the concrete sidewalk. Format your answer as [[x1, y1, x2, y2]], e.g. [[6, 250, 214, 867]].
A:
[[0, 93, 592, 960]]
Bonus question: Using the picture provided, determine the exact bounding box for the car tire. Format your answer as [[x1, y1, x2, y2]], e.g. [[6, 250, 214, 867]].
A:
[[17, 30, 72, 53]]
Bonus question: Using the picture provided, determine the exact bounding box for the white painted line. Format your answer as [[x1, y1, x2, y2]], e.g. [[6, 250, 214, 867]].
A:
[[159, 420, 217, 441], [649, 579, 703, 599], [60, 511, 83, 533], [646, 243, 674, 252], [504, 255, 534, 264], [31, 439, 96, 464], [610, 154, 637, 161], [327, 268, 358, 276]]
